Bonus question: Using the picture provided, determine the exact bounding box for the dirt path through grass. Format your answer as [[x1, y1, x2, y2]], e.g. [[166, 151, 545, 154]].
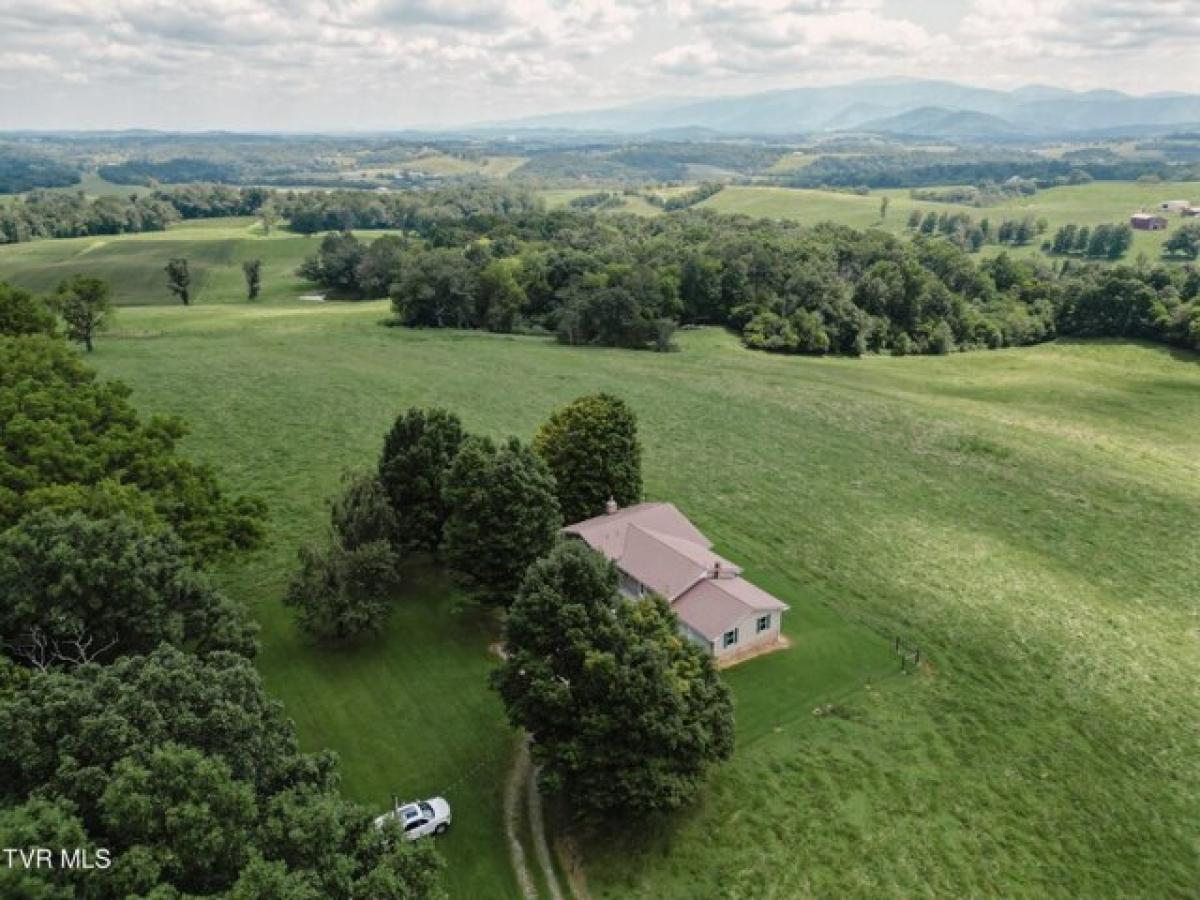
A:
[[526, 761, 565, 900], [503, 735, 538, 900]]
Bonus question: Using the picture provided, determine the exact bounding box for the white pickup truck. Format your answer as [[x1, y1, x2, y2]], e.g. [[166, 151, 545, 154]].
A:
[[374, 797, 452, 841]]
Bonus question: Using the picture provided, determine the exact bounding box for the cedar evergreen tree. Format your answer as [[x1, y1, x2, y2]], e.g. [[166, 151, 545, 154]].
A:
[[242, 259, 262, 300], [165, 257, 191, 305], [284, 471, 400, 641], [493, 541, 734, 819], [54, 274, 112, 352], [533, 393, 643, 524], [378, 407, 466, 551], [330, 469, 398, 551], [284, 540, 399, 641], [0, 510, 257, 665], [0, 647, 445, 899], [442, 435, 560, 603]]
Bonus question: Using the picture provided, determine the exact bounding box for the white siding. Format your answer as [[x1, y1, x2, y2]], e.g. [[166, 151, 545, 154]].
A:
[[712, 610, 782, 659]]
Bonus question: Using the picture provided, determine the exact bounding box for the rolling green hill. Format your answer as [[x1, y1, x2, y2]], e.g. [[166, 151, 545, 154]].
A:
[[3, 177, 1196, 312], [0, 218, 363, 305], [702, 180, 1200, 261], [76, 292, 1200, 899]]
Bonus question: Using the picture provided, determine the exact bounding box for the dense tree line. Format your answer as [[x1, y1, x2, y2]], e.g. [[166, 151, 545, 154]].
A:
[[98, 157, 240, 186], [568, 191, 628, 211], [288, 200, 1195, 356], [648, 182, 724, 211], [909, 178, 1039, 206], [1047, 222, 1134, 260], [0, 148, 80, 193], [0, 185, 270, 244], [281, 183, 541, 238], [776, 152, 1194, 189], [512, 142, 782, 183]]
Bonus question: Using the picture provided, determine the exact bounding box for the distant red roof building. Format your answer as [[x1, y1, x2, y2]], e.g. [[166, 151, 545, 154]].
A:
[[1131, 213, 1168, 230]]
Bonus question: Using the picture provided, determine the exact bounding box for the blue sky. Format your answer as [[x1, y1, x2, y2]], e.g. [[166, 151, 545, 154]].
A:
[[1, 0, 1197, 130]]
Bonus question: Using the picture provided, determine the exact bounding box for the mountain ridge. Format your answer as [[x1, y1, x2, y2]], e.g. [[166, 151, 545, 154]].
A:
[[479, 79, 1200, 138]]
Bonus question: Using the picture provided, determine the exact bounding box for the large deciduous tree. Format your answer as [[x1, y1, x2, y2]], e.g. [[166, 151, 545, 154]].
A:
[[0, 335, 265, 561], [0, 510, 256, 665], [0, 281, 57, 338], [54, 274, 112, 352], [1164, 222, 1200, 260], [0, 646, 445, 899], [297, 231, 364, 296], [378, 407, 466, 552], [533, 393, 643, 524], [442, 436, 560, 603], [493, 541, 734, 819], [390, 247, 480, 328]]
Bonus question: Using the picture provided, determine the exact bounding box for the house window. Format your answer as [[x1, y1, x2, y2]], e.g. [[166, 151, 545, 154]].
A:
[[756, 614, 771, 633], [722, 628, 739, 649], [618, 573, 643, 599]]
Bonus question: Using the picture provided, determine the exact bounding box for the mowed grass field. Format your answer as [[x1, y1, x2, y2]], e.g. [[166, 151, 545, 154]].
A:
[[66, 270, 1200, 899], [703, 180, 1200, 261]]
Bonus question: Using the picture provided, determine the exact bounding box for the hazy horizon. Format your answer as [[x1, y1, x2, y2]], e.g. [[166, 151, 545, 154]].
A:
[[2, 1, 1199, 131]]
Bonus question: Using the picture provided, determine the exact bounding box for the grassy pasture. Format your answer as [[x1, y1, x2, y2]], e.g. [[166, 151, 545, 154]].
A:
[[0, 218, 368, 306], [73, 280, 1200, 899], [704, 180, 1200, 260], [404, 153, 527, 177]]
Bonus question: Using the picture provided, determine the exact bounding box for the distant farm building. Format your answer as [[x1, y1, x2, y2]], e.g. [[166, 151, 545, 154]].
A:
[[1131, 213, 1169, 230], [1159, 200, 1190, 212], [1181, 206, 1200, 218]]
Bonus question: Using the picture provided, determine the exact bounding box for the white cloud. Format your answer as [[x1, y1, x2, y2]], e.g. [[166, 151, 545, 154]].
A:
[[0, 0, 1196, 128], [962, 0, 1200, 59], [652, 41, 722, 76], [652, 1, 945, 78]]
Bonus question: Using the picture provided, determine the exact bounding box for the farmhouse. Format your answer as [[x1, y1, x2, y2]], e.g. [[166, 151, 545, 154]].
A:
[[1131, 213, 1169, 230], [1159, 199, 1190, 212], [564, 501, 788, 664]]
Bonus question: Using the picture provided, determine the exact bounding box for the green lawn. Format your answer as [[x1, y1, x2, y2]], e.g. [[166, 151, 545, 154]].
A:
[[76, 290, 1200, 898], [703, 181, 1200, 261]]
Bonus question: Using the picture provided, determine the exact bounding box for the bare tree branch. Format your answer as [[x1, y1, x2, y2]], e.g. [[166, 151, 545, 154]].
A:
[[3, 625, 117, 671]]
